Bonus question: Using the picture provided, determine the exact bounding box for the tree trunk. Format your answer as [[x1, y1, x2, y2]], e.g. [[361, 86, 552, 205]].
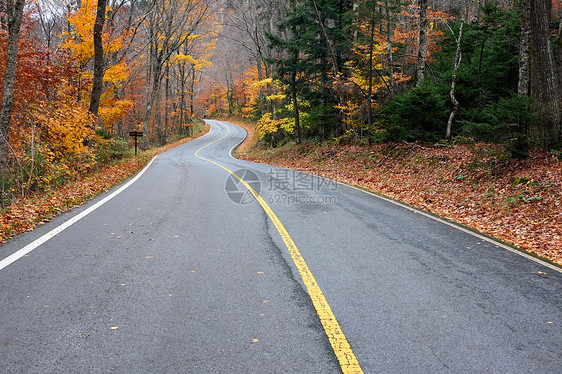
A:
[[256, 59, 266, 115], [179, 63, 186, 133], [529, 0, 560, 147], [385, 0, 394, 96], [291, 62, 301, 144], [89, 0, 107, 115], [190, 67, 195, 133], [143, 63, 163, 142], [416, 0, 428, 85], [310, 0, 338, 76], [0, 0, 25, 170], [164, 58, 170, 138], [447, 21, 464, 140], [367, 4, 375, 146], [556, 18, 562, 98], [518, 0, 530, 96], [154, 81, 163, 145]]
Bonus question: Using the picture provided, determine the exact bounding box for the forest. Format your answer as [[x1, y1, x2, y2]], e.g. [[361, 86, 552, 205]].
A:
[[0, 0, 560, 208]]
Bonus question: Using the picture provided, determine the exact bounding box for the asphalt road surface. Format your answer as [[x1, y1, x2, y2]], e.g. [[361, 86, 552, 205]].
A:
[[1, 120, 560, 373]]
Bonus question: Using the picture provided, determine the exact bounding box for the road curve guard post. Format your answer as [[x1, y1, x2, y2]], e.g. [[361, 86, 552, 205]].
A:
[[129, 131, 144, 155]]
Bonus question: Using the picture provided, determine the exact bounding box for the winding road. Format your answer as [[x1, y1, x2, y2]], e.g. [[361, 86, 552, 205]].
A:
[[0, 120, 561, 373]]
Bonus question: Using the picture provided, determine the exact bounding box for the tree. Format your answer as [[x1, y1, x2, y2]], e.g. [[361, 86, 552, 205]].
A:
[[221, 0, 274, 116], [142, 0, 213, 144], [529, 0, 560, 147], [0, 0, 26, 170], [416, 0, 428, 85], [89, 0, 108, 115], [446, 20, 463, 140], [517, 0, 530, 96]]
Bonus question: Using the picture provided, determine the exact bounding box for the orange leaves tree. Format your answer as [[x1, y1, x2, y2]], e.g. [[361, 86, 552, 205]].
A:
[[0, 10, 101, 201], [0, 0, 218, 207], [63, 0, 134, 131]]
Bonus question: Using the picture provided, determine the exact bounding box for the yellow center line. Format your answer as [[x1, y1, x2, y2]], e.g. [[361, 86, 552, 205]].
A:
[[195, 123, 363, 374]]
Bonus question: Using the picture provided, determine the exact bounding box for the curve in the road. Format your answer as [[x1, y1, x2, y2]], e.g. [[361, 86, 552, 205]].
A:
[[195, 123, 363, 374]]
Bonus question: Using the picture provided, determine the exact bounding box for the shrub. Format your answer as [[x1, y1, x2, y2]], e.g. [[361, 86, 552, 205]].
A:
[[383, 80, 449, 142]]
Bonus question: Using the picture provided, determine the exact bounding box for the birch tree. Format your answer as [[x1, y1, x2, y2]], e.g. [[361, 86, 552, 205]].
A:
[[416, 0, 428, 85], [446, 20, 463, 139], [517, 0, 530, 96]]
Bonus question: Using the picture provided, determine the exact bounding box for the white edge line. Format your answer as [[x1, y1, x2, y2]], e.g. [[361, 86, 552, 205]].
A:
[[220, 120, 561, 274], [0, 156, 158, 271], [228, 126, 247, 159], [343, 183, 562, 273], [201, 119, 247, 160]]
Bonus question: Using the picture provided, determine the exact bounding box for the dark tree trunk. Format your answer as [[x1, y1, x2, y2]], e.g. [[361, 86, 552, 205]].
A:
[[290, 60, 301, 144], [556, 18, 562, 101], [89, 0, 107, 115], [144, 63, 162, 143], [256, 58, 266, 115], [179, 63, 186, 134], [164, 58, 170, 139], [529, 0, 560, 147], [190, 67, 195, 134], [0, 0, 25, 170], [367, 4, 375, 146]]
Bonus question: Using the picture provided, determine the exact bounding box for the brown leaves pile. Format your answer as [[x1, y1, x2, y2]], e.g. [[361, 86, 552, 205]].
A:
[[0, 127, 208, 243], [240, 141, 562, 266]]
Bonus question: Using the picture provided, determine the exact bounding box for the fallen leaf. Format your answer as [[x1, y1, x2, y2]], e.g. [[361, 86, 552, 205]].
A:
[[109, 326, 119, 330], [239, 141, 562, 266]]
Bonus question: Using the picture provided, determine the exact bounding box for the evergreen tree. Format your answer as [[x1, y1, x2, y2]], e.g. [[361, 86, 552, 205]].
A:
[[268, 0, 353, 142]]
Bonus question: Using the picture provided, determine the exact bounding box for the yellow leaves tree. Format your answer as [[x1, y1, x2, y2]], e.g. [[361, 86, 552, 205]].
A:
[[143, 0, 214, 143], [170, 38, 214, 133], [32, 102, 97, 187], [239, 67, 270, 118], [256, 113, 294, 147], [62, 0, 133, 130]]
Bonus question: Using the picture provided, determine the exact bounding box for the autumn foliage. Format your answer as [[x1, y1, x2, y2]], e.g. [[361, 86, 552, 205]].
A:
[[0, 0, 215, 208]]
